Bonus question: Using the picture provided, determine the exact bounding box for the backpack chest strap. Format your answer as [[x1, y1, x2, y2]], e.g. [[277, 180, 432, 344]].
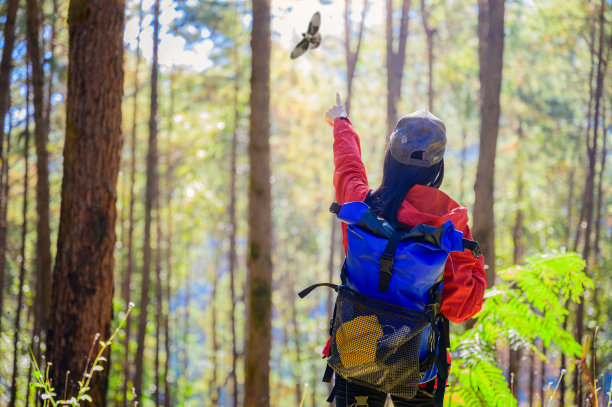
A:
[[378, 230, 404, 292]]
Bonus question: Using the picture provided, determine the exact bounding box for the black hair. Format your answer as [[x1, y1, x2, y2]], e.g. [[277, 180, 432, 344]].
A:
[[365, 149, 444, 229]]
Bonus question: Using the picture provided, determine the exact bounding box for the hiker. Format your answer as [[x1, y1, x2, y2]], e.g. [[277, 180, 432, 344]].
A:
[[324, 92, 487, 406]]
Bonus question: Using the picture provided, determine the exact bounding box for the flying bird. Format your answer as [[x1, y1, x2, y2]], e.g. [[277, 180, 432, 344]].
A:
[[290, 12, 321, 59]]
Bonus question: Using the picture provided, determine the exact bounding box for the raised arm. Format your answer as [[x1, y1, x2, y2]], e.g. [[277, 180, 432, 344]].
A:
[[326, 92, 370, 204]]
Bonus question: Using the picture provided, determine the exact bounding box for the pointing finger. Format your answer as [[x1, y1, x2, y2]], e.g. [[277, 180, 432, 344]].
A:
[[336, 91, 342, 106]]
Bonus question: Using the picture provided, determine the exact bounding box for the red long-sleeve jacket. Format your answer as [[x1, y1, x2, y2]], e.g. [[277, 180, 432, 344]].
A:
[[333, 117, 487, 323]]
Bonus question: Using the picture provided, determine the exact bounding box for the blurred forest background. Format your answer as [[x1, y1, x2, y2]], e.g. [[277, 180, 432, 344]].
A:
[[0, 0, 610, 406]]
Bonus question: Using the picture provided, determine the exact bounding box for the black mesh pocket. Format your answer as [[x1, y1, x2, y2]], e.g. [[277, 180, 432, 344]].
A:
[[328, 286, 431, 400]]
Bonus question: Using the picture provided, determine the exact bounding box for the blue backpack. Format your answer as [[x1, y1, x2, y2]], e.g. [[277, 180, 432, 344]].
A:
[[299, 201, 481, 406]]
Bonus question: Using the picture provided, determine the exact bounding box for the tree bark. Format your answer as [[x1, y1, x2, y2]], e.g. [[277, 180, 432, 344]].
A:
[[289, 273, 302, 405], [8, 94, 22, 407], [26, 0, 53, 341], [43, 0, 58, 138], [154, 185, 163, 407], [385, 0, 411, 137], [210, 255, 220, 406], [229, 48, 241, 407], [134, 0, 161, 401], [26, 0, 53, 349], [573, 1, 606, 403], [344, 0, 368, 115], [0, 0, 19, 328], [245, 0, 272, 405], [420, 0, 436, 112], [472, 0, 505, 286], [46, 0, 126, 403], [182, 265, 191, 375], [122, 1, 144, 404], [163, 159, 173, 407]]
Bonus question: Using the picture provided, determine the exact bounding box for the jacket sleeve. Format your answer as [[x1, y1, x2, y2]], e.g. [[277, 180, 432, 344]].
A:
[[333, 118, 370, 204], [440, 224, 487, 323]]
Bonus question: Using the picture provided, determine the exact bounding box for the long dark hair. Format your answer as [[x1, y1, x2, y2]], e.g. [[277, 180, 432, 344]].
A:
[[365, 149, 444, 229]]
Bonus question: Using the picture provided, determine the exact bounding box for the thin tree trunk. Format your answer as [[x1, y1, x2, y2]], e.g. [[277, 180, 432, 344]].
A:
[[421, 0, 435, 112], [0, 0, 19, 328], [573, 2, 606, 402], [163, 161, 173, 407], [512, 118, 525, 266], [155, 185, 163, 407], [245, 0, 272, 405], [509, 120, 524, 399], [43, 0, 58, 137], [528, 349, 535, 407], [508, 348, 520, 398], [182, 266, 191, 375], [590, 11, 609, 332], [385, 0, 410, 137], [122, 3, 144, 405], [228, 6, 241, 401], [26, 0, 53, 346], [134, 0, 161, 401], [229, 72, 241, 407], [290, 273, 303, 405], [46, 0, 126, 403], [8, 96, 23, 407], [24, 69, 34, 407], [210, 254, 220, 406], [458, 124, 467, 203], [564, 168, 575, 248], [540, 346, 546, 406], [344, 0, 368, 116], [326, 215, 337, 397], [472, 0, 505, 286]]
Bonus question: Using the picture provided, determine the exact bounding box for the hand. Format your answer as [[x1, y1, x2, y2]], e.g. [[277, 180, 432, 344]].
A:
[[325, 91, 348, 126]]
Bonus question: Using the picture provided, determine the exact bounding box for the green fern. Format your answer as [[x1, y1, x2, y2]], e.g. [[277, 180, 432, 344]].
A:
[[446, 252, 590, 406]]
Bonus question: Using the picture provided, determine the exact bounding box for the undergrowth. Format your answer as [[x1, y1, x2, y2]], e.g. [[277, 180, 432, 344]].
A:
[[29, 303, 135, 407], [446, 252, 593, 406]]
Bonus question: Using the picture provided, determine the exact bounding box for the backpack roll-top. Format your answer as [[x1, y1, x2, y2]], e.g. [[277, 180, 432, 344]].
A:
[[299, 201, 481, 405]]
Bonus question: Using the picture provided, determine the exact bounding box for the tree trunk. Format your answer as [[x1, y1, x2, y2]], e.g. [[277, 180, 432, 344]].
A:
[[508, 348, 520, 398], [472, 0, 505, 286], [229, 50, 241, 407], [26, 0, 53, 342], [344, 0, 368, 115], [24, 70, 34, 407], [512, 118, 524, 266], [290, 273, 303, 405], [43, 0, 58, 138], [245, 0, 272, 405], [8, 96, 22, 407], [26, 0, 51, 357], [46, 0, 126, 403], [154, 185, 163, 407], [210, 254, 220, 406], [540, 346, 546, 406], [573, 1, 606, 403], [421, 0, 435, 112], [0, 0, 19, 328], [385, 0, 410, 137], [528, 348, 535, 407], [182, 265, 191, 375], [163, 160, 173, 407], [134, 0, 161, 402], [122, 3, 144, 405]]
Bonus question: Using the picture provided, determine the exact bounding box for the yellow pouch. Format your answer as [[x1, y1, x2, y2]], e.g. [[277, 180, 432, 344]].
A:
[[336, 315, 383, 369]]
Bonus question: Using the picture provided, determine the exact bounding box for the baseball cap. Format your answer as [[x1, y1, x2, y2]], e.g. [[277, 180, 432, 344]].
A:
[[389, 109, 446, 167]]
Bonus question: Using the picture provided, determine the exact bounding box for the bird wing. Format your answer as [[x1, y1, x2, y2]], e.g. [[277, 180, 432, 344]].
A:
[[290, 38, 309, 59], [307, 12, 321, 35]]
